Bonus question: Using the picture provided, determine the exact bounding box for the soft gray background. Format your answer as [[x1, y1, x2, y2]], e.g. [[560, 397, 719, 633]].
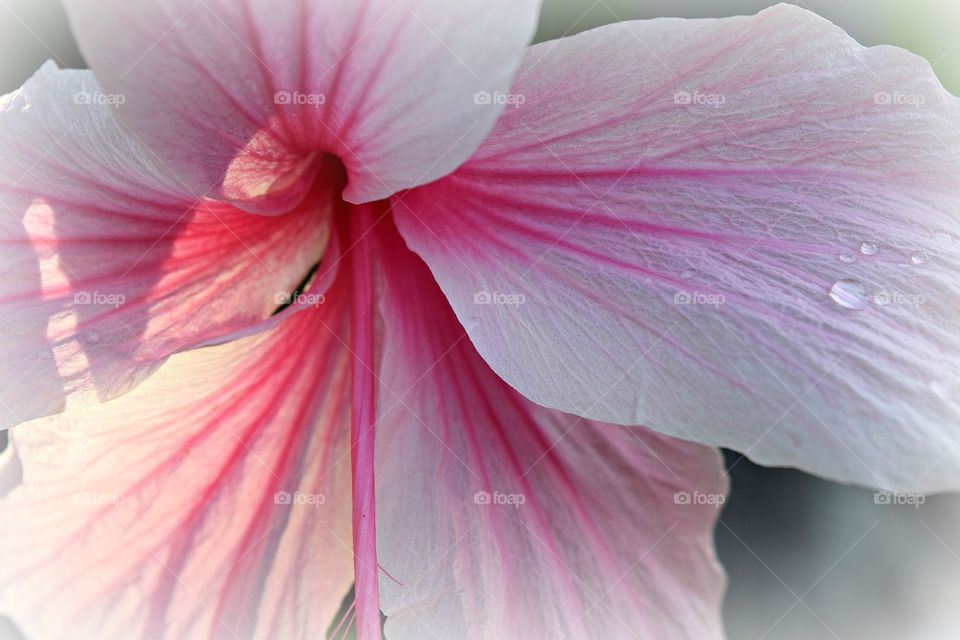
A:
[[1, 1, 959, 639]]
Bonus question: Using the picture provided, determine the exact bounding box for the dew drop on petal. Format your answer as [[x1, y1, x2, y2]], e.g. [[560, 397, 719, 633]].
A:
[[934, 232, 953, 245], [829, 279, 867, 310], [860, 241, 880, 256], [838, 252, 857, 264], [83, 329, 101, 344], [911, 250, 930, 265], [680, 269, 695, 280]]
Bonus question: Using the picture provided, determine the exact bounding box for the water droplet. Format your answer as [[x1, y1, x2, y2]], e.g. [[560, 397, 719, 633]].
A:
[[910, 250, 930, 265], [829, 279, 867, 310], [860, 241, 880, 256], [83, 329, 101, 344], [934, 232, 953, 245], [680, 269, 695, 280], [838, 252, 857, 264]]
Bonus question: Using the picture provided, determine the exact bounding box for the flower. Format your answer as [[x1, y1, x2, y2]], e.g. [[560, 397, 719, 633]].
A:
[[0, 2, 958, 639]]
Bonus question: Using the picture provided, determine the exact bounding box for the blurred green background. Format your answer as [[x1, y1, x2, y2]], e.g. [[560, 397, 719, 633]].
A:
[[535, 0, 960, 92], [1, 2, 958, 640]]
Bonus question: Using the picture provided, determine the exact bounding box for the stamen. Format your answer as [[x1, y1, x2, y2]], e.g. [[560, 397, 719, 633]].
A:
[[349, 203, 382, 640]]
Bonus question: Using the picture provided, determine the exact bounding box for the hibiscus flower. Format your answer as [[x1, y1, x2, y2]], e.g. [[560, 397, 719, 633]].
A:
[[0, 1, 957, 639]]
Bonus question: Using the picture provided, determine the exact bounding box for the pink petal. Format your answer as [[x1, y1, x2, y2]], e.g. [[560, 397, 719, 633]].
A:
[[373, 222, 727, 639], [62, 0, 541, 209], [0, 280, 354, 640], [0, 63, 334, 430], [397, 4, 960, 492]]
